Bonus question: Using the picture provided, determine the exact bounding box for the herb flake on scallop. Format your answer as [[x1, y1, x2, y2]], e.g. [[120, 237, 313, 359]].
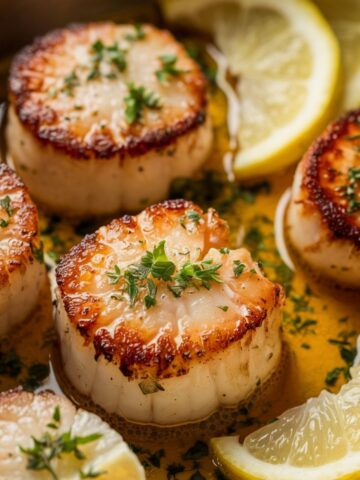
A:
[[156, 54, 188, 83], [124, 83, 161, 124]]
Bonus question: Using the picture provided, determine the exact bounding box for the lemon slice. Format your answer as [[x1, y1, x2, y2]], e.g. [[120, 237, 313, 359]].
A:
[[62, 409, 145, 480], [211, 365, 360, 480], [314, 0, 360, 110], [0, 390, 144, 480], [162, 0, 341, 178]]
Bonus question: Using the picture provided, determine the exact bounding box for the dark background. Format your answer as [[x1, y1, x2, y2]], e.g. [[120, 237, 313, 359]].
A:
[[0, 0, 161, 98]]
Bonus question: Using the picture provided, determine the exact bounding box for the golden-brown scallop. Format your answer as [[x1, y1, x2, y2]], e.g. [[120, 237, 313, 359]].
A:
[[6, 22, 212, 217], [55, 199, 284, 426], [287, 110, 360, 289], [0, 164, 45, 336]]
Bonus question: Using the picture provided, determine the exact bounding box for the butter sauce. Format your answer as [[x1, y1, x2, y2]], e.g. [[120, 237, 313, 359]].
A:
[[0, 36, 359, 480]]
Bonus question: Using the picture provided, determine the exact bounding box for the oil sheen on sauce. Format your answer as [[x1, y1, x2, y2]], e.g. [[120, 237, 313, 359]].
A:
[[0, 39, 359, 480]]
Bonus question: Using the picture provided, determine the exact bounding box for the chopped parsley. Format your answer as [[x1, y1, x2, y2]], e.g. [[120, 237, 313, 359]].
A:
[[106, 264, 121, 284], [233, 260, 245, 277], [217, 305, 228, 312], [125, 23, 146, 42], [144, 278, 157, 309], [219, 247, 230, 254], [32, 242, 44, 264], [182, 441, 208, 461], [156, 54, 188, 83], [338, 166, 360, 214], [106, 241, 222, 308], [168, 259, 223, 298], [88, 39, 127, 81], [284, 312, 317, 336], [62, 70, 80, 96], [180, 210, 201, 229], [167, 463, 185, 479], [170, 171, 270, 214], [0, 195, 13, 216], [326, 330, 357, 386], [19, 406, 102, 480], [0, 218, 8, 228], [124, 83, 161, 124]]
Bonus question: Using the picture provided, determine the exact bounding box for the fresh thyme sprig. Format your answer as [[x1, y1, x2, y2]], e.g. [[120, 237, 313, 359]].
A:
[[19, 407, 102, 480], [124, 83, 161, 124], [155, 54, 188, 83]]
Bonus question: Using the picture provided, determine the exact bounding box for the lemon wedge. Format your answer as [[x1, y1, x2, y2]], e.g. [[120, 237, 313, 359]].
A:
[[315, 0, 360, 110], [62, 409, 145, 480], [162, 0, 341, 178], [211, 365, 360, 480]]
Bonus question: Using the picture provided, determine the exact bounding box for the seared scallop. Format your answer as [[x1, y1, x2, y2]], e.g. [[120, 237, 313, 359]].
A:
[[0, 389, 145, 479], [55, 199, 284, 426], [6, 22, 212, 217], [0, 164, 45, 336], [287, 109, 360, 289]]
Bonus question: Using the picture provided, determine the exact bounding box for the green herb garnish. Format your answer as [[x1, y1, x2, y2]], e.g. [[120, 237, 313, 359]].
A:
[[340, 167, 360, 214], [62, 70, 80, 96], [233, 260, 245, 277], [126, 23, 146, 42], [19, 407, 102, 480], [168, 259, 222, 297], [124, 83, 161, 124], [180, 210, 201, 229], [0, 195, 13, 216], [106, 264, 121, 284], [182, 440, 209, 461], [156, 54, 188, 83], [217, 305, 228, 312], [88, 39, 127, 81], [32, 242, 44, 264], [107, 241, 222, 308]]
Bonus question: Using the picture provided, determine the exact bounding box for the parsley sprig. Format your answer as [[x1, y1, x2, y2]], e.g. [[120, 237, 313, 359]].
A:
[[88, 39, 127, 81], [106, 241, 223, 308], [124, 83, 161, 124], [168, 259, 223, 297], [19, 407, 102, 480], [155, 54, 188, 84]]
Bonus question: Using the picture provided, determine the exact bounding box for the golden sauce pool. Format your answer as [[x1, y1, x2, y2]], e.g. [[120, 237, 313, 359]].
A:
[[0, 34, 359, 480]]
